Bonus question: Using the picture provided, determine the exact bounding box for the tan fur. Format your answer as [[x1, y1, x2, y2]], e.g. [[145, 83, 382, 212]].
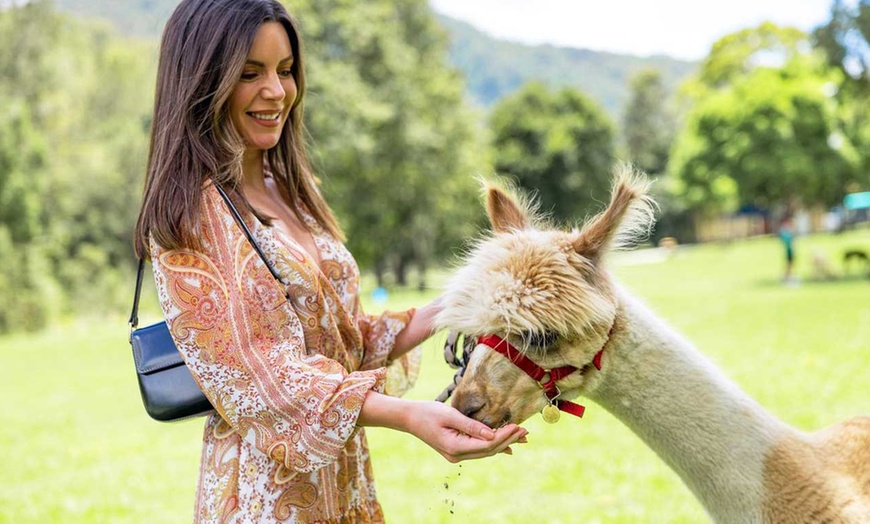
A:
[[763, 417, 870, 523], [572, 168, 655, 261], [486, 182, 531, 233], [435, 165, 870, 522]]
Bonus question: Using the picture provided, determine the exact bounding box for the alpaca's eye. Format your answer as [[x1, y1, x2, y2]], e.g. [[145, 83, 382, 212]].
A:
[[520, 330, 559, 348]]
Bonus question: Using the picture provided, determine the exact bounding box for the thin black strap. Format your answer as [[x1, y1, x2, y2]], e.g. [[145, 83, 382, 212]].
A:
[[128, 258, 146, 329], [129, 184, 285, 331], [213, 184, 284, 284]]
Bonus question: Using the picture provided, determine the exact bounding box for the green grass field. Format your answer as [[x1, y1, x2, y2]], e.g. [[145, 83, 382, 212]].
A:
[[2, 230, 869, 523]]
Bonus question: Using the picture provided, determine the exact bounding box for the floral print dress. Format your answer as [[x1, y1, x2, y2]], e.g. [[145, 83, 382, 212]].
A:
[[151, 183, 421, 523]]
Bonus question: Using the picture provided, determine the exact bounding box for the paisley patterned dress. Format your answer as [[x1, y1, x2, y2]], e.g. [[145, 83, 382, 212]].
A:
[[151, 183, 422, 523]]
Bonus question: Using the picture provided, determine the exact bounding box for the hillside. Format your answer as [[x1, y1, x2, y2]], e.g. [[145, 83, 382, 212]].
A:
[[52, 0, 697, 117], [438, 15, 697, 116]]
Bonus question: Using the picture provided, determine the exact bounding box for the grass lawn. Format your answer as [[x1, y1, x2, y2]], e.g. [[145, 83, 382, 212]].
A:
[[2, 229, 869, 523]]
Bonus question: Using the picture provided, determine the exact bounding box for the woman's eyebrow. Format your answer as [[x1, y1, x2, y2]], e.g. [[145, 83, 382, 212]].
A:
[[245, 55, 294, 67]]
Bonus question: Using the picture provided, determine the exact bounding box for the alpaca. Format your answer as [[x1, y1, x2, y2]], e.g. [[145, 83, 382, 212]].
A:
[[434, 166, 870, 523]]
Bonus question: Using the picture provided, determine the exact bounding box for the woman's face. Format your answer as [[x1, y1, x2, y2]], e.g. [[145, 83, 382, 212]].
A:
[[229, 21, 297, 155]]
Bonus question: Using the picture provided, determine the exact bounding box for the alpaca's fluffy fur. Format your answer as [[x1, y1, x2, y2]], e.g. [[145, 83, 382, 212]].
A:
[[435, 165, 870, 523], [439, 165, 654, 340]]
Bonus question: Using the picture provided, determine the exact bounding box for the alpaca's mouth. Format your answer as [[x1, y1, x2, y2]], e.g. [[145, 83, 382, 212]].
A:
[[473, 407, 513, 430], [495, 411, 513, 429], [450, 388, 513, 428]]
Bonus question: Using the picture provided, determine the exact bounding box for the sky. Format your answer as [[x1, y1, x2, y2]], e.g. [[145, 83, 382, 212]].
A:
[[428, 0, 839, 61]]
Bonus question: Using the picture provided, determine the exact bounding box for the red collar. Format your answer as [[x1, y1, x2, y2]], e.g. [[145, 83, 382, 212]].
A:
[[477, 323, 614, 420]]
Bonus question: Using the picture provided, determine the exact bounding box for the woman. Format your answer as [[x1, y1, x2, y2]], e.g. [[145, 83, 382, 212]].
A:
[[133, 0, 526, 522]]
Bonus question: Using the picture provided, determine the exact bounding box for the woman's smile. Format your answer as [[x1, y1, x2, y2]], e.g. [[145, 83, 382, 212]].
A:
[[246, 110, 283, 127]]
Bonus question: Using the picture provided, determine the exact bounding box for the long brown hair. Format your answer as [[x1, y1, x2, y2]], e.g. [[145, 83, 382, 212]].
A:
[[134, 0, 343, 259]]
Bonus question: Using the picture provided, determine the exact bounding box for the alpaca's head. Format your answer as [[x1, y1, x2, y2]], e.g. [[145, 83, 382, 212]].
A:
[[435, 166, 655, 427]]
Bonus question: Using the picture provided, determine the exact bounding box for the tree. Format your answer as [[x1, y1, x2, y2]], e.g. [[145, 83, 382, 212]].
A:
[[489, 82, 616, 224], [0, 98, 56, 332], [690, 22, 809, 93], [813, 0, 870, 186], [813, 0, 870, 92], [0, 1, 57, 331], [670, 24, 857, 215], [622, 68, 676, 176], [0, 100, 43, 245], [0, 1, 155, 331], [294, 0, 487, 287]]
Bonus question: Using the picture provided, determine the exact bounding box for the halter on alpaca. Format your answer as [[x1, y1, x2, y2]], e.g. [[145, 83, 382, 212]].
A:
[[475, 324, 613, 422], [437, 325, 613, 423]]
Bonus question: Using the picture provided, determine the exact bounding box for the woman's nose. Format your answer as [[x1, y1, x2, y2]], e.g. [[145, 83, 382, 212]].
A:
[[261, 73, 285, 100]]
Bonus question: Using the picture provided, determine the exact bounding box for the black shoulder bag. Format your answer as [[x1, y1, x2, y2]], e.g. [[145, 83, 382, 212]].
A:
[[128, 184, 285, 422]]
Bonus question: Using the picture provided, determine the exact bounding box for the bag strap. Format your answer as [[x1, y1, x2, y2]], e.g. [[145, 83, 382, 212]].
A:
[[128, 183, 284, 331], [214, 184, 285, 284]]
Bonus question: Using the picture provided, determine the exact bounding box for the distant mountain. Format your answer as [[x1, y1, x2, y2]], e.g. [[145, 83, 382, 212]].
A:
[[438, 15, 698, 118], [51, 1, 698, 118]]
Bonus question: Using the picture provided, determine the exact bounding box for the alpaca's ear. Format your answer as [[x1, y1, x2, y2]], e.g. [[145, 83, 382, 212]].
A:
[[573, 166, 655, 262], [486, 186, 530, 233]]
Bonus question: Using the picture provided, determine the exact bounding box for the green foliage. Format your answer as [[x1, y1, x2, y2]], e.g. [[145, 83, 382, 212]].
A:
[[0, 1, 61, 110], [490, 82, 616, 224], [812, 0, 870, 186], [294, 0, 487, 285], [691, 22, 808, 92], [0, 229, 60, 332], [622, 69, 676, 176], [0, 2, 55, 330], [0, 87, 58, 332], [0, 1, 154, 332], [836, 90, 870, 185], [40, 25, 154, 304], [0, 99, 44, 244], [621, 69, 691, 241], [813, 0, 870, 90], [671, 24, 858, 214]]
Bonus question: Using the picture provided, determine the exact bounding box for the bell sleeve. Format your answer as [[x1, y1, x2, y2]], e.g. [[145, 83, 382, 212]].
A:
[[150, 189, 386, 476], [357, 309, 422, 398]]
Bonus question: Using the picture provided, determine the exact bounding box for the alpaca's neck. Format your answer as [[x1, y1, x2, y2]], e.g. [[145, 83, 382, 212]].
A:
[[586, 290, 795, 521]]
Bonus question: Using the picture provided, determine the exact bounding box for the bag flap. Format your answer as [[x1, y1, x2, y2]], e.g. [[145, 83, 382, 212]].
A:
[[130, 321, 185, 375]]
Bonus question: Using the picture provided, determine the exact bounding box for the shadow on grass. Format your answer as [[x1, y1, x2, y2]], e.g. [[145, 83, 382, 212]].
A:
[[751, 273, 870, 289]]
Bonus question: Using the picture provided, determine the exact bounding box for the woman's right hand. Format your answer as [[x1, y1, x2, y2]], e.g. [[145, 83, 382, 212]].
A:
[[404, 400, 528, 463], [358, 392, 528, 463]]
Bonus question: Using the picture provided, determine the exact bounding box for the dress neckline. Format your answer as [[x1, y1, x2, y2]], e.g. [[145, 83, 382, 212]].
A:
[[268, 210, 327, 275], [255, 173, 326, 274]]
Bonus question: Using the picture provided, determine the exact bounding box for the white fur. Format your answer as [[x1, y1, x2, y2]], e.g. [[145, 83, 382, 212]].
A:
[[438, 230, 613, 337], [589, 289, 786, 521]]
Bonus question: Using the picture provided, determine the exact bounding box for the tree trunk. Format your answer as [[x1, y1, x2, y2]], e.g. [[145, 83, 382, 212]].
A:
[[417, 260, 427, 292], [375, 259, 386, 288], [394, 255, 409, 287]]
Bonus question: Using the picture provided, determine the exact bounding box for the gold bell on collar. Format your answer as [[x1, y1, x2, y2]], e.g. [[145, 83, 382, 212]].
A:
[[541, 403, 560, 424]]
